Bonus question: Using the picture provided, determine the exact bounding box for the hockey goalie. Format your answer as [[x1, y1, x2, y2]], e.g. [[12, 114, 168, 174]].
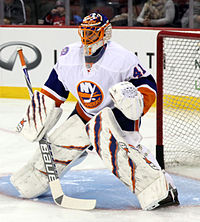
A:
[[11, 12, 179, 210]]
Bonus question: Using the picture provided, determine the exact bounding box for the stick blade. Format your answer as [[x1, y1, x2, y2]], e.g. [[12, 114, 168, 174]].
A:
[[60, 194, 96, 210], [49, 179, 96, 210]]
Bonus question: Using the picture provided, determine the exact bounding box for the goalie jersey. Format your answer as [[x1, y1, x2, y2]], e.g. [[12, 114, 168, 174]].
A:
[[41, 41, 157, 123]]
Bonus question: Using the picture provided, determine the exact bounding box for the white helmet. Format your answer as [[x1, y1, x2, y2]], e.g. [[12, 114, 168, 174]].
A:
[[78, 12, 112, 56]]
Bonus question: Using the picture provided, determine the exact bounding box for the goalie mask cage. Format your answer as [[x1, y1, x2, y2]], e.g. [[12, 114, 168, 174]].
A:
[[156, 31, 200, 169]]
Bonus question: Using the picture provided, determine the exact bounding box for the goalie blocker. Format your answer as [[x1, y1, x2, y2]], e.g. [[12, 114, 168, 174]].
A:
[[86, 107, 179, 210]]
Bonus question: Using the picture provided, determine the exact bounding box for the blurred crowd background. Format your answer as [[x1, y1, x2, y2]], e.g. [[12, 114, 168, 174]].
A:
[[0, 0, 199, 28]]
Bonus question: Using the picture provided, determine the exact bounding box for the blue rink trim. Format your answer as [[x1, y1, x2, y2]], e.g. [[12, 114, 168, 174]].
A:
[[0, 169, 200, 209]]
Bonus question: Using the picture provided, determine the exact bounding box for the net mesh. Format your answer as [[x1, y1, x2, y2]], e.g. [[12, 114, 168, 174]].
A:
[[162, 37, 200, 167]]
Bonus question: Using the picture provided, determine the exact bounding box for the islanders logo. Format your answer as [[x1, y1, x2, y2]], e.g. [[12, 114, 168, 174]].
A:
[[77, 81, 104, 109]]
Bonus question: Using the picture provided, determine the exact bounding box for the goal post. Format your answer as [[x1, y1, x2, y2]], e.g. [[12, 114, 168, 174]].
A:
[[156, 30, 200, 170]]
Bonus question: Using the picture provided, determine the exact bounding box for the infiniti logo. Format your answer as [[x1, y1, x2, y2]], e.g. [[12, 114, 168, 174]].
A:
[[0, 41, 42, 70]]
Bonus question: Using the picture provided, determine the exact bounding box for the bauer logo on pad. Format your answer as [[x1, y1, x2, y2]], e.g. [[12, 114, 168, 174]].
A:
[[16, 118, 27, 132], [77, 81, 104, 109]]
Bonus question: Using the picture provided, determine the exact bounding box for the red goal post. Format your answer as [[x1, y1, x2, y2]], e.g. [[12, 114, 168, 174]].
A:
[[156, 31, 200, 170]]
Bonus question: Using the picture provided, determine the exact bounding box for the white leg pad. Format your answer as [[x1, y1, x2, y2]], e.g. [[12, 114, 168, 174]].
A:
[[86, 109, 139, 191], [11, 114, 90, 198], [86, 107, 169, 210], [10, 156, 50, 198], [137, 172, 168, 210]]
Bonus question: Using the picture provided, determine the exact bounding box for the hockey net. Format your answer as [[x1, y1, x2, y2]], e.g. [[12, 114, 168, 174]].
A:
[[156, 31, 200, 169]]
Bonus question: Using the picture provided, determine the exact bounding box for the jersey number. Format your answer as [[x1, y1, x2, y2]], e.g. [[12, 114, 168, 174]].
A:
[[133, 64, 146, 78]]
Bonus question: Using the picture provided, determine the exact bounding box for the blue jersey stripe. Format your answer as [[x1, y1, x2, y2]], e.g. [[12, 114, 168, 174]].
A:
[[44, 68, 69, 99], [129, 74, 157, 93]]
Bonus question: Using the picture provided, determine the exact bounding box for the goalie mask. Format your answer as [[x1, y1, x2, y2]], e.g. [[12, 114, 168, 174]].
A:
[[78, 12, 112, 56]]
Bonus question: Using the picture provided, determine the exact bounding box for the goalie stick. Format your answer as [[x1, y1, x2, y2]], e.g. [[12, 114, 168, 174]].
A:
[[17, 48, 96, 210]]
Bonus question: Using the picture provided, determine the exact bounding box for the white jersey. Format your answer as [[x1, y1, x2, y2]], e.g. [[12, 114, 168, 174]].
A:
[[42, 41, 156, 119]]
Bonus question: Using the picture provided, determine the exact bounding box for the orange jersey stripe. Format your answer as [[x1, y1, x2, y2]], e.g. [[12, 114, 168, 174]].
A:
[[76, 102, 91, 122], [40, 88, 64, 107], [138, 87, 156, 115]]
